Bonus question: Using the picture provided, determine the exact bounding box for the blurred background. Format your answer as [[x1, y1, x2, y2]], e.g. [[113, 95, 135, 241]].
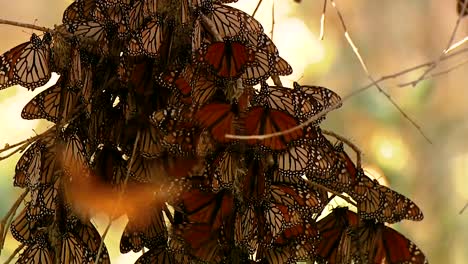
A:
[[0, 0, 467, 263]]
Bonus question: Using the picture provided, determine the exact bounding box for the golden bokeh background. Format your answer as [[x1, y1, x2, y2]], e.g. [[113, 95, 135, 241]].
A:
[[0, 0, 467, 263]]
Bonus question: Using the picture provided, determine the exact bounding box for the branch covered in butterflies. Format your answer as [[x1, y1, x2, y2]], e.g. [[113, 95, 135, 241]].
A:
[[0, 19, 109, 53], [0, 18, 50, 32]]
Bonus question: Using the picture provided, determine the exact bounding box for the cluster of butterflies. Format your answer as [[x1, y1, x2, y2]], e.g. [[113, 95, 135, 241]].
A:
[[1, 0, 428, 263]]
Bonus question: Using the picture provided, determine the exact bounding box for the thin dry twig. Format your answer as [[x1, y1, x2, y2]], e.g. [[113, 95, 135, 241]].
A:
[[460, 201, 468, 214], [225, 47, 468, 142], [329, 0, 432, 144], [398, 57, 468, 87], [322, 129, 362, 168], [252, 0, 264, 18], [319, 0, 328, 40], [271, 75, 283, 86], [0, 190, 29, 253], [410, 0, 468, 87], [3, 243, 25, 264], [445, 35, 468, 54], [270, 0, 275, 40], [305, 180, 357, 207], [0, 18, 50, 32], [94, 132, 141, 264]]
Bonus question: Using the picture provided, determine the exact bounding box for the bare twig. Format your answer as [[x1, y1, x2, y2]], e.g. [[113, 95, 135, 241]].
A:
[[460, 201, 468, 214], [3, 243, 25, 264], [329, 0, 432, 143], [411, 1, 468, 87], [319, 0, 328, 40], [270, 0, 275, 40], [446, 36, 468, 54], [398, 58, 468, 87], [0, 190, 29, 253], [163, 205, 174, 226], [0, 18, 50, 32], [225, 47, 468, 142], [305, 180, 357, 207], [252, 0, 264, 18], [322, 129, 362, 168], [271, 75, 283, 86]]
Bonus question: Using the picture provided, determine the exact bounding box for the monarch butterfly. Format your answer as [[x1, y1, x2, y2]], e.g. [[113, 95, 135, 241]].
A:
[[252, 82, 296, 116], [66, 21, 110, 54], [234, 204, 258, 252], [94, 2, 128, 32], [157, 65, 194, 103], [240, 49, 272, 85], [244, 106, 303, 150], [316, 208, 427, 264], [16, 232, 54, 264], [62, 0, 96, 25], [274, 142, 312, 177], [14, 142, 42, 188], [80, 64, 93, 117], [21, 79, 79, 123], [121, 200, 168, 253], [241, 153, 268, 203], [174, 188, 235, 231], [198, 40, 256, 79], [243, 31, 292, 77], [27, 179, 59, 221], [10, 207, 51, 244], [16, 130, 57, 189], [139, 16, 165, 58], [172, 222, 225, 263], [304, 137, 354, 191], [0, 33, 52, 90], [354, 219, 428, 264], [269, 182, 328, 217], [210, 147, 245, 191], [139, 124, 165, 159], [353, 172, 424, 224], [315, 207, 360, 264], [190, 70, 219, 106], [257, 224, 317, 263], [60, 232, 87, 264], [128, 0, 145, 31], [134, 245, 176, 264], [72, 220, 110, 264], [293, 82, 342, 122], [195, 102, 240, 143], [204, 4, 263, 39], [61, 134, 89, 179]]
